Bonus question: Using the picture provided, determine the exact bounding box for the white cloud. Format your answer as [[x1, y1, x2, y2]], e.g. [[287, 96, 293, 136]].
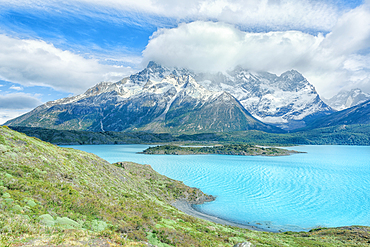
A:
[[0, 34, 135, 94], [1, 0, 368, 98], [321, 3, 370, 55], [0, 109, 30, 125], [10, 85, 23, 91], [143, 2, 370, 97], [143, 22, 251, 72], [0, 93, 42, 109], [1, 0, 343, 32], [143, 21, 324, 73], [305, 3, 370, 96], [0, 92, 42, 124]]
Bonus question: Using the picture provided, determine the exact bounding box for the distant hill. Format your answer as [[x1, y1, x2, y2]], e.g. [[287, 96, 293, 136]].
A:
[[141, 144, 301, 156], [304, 99, 370, 129], [9, 124, 370, 146], [8, 126, 177, 145]]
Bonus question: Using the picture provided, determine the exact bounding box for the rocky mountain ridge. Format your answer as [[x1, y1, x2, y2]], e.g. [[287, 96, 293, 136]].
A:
[[6, 61, 333, 132], [194, 67, 333, 129], [6, 62, 277, 133], [323, 88, 370, 111]]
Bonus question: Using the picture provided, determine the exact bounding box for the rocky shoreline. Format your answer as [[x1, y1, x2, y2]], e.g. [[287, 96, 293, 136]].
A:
[[171, 199, 275, 233]]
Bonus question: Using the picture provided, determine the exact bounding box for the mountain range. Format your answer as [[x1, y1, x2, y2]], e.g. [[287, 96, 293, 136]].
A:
[[305, 99, 370, 129], [323, 88, 370, 111], [6, 62, 279, 133], [5, 61, 370, 133], [194, 67, 333, 130]]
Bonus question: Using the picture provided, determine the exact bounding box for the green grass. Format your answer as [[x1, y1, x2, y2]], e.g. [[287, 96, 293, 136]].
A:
[[1, 125, 370, 246]]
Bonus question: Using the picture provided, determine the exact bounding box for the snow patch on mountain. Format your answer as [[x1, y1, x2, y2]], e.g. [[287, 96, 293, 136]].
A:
[[323, 88, 370, 110], [194, 67, 332, 129], [18, 61, 333, 131], [41, 67, 220, 115]]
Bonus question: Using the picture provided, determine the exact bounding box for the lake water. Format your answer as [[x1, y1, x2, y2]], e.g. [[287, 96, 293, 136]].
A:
[[62, 144, 370, 232]]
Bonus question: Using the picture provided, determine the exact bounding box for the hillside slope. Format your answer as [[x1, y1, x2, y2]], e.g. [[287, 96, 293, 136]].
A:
[[0, 126, 222, 246], [305, 99, 370, 129], [1, 126, 370, 246]]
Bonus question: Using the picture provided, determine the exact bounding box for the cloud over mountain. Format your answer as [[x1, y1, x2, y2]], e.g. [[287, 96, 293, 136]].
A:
[[0, 0, 368, 101], [143, 21, 323, 74], [143, 3, 370, 97]]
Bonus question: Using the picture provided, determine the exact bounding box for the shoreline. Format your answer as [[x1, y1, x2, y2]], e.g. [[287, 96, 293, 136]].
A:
[[172, 200, 277, 233]]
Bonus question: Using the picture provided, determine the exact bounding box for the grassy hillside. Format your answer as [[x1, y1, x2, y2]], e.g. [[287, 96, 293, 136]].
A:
[[1, 126, 370, 246]]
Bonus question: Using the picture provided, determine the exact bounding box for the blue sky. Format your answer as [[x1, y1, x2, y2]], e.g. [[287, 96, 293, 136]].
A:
[[0, 0, 369, 124]]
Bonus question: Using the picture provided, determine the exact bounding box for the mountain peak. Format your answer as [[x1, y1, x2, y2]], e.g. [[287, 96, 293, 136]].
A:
[[325, 88, 370, 110], [145, 61, 169, 75], [280, 69, 304, 81], [84, 81, 113, 96], [146, 61, 164, 70]]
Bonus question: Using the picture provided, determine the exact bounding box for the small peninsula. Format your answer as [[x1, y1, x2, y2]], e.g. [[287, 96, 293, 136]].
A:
[[142, 144, 301, 156]]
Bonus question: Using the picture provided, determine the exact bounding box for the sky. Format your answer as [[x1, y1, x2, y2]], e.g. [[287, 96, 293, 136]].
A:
[[0, 0, 369, 124]]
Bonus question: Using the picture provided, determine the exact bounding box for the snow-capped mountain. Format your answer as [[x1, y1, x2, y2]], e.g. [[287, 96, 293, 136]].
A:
[[194, 67, 333, 129], [323, 88, 370, 111], [6, 61, 332, 132], [6, 62, 278, 133]]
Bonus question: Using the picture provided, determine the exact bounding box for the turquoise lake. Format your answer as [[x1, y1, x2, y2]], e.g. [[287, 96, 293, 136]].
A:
[[63, 144, 370, 232]]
